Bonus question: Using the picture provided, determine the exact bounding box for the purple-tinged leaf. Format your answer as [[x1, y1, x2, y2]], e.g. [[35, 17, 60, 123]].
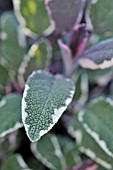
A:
[[46, 0, 86, 33], [79, 38, 113, 69]]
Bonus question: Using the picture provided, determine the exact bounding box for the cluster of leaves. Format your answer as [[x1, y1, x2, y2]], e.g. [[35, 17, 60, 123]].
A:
[[0, 0, 113, 169]]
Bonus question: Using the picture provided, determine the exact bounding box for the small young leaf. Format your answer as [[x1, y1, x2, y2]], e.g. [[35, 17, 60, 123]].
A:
[[1, 154, 31, 170], [79, 38, 113, 69], [87, 0, 113, 37], [13, 0, 51, 35], [78, 97, 113, 159], [0, 93, 22, 138], [0, 11, 28, 71], [31, 133, 67, 170], [22, 70, 75, 142], [46, 0, 86, 32]]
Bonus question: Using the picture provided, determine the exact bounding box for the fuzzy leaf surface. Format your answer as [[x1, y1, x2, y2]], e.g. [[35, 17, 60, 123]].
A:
[[22, 70, 75, 142]]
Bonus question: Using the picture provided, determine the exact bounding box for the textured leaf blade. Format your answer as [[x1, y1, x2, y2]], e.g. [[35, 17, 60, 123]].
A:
[[79, 38, 113, 69], [13, 0, 51, 35], [0, 93, 22, 138], [46, 0, 86, 32], [0, 11, 27, 71], [31, 133, 67, 170], [1, 154, 31, 170], [78, 97, 113, 159], [22, 70, 75, 142]]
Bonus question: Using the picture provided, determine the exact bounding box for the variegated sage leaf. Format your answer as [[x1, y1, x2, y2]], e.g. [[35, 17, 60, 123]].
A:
[[13, 0, 51, 35], [68, 112, 113, 169], [22, 70, 75, 142], [31, 133, 67, 170], [79, 38, 113, 69], [1, 154, 31, 170], [0, 94, 22, 138], [46, 0, 86, 32], [78, 97, 113, 162]]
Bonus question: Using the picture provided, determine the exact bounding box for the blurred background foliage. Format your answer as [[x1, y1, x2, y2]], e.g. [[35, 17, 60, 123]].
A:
[[0, 0, 113, 170]]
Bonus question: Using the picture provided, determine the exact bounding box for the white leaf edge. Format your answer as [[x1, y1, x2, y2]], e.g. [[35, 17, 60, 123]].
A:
[[0, 97, 23, 138], [22, 70, 75, 142], [31, 133, 67, 170], [78, 97, 113, 158]]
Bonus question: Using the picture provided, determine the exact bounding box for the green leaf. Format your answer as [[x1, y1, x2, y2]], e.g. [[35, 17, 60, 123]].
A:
[[68, 112, 113, 169], [31, 133, 67, 170], [46, 0, 86, 32], [57, 135, 80, 169], [1, 154, 31, 170], [73, 69, 88, 105], [78, 97, 113, 157], [79, 38, 113, 70], [13, 0, 51, 35], [18, 39, 52, 86], [0, 93, 22, 138], [88, 0, 113, 37], [22, 70, 75, 142], [0, 65, 9, 88], [0, 11, 28, 72]]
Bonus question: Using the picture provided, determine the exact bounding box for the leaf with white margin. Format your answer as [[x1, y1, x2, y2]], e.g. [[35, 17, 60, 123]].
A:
[[79, 97, 113, 159], [87, 0, 113, 37], [13, 0, 52, 36], [31, 133, 67, 170], [79, 38, 113, 69], [68, 112, 113, 169], [18, 38, 52, 87], [46, 0, 86, 33], [0, 93, 23, 138], [1, 154, 31, 170], [0, 11, 28, 71], [22, 70, 75, 142]]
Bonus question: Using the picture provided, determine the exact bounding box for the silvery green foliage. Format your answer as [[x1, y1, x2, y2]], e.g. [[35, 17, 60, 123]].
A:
[[1, 154, 31, 170], [0, 93, 22, 138], [22, 70, 75, 142], [79, 38, 113, 69]]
